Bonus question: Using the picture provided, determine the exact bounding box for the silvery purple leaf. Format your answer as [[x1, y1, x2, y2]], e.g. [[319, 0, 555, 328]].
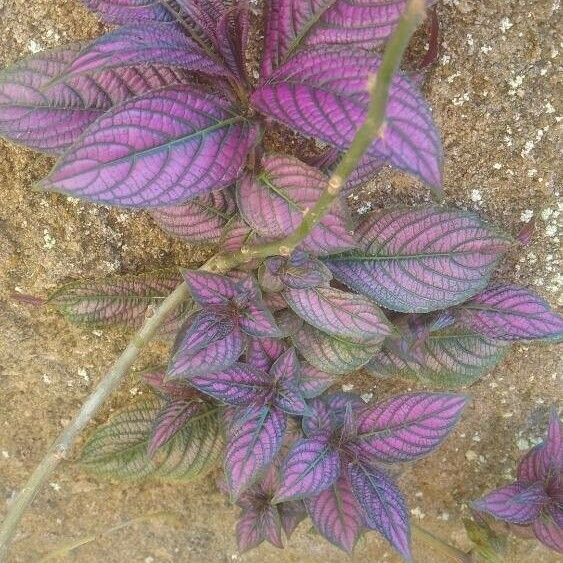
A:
[[237, 155, 356, 255], [261, 1, 435, 76], [279, 500, 307, 538], [261, 253, 333, 291], [305, 473, 364, 553], [275, 384, 310, 417], [270, 347, 300, 383], [456, 285, 563, 342], [220, 215, 259, 253], [150, 188, 236, 244], [283, 286, 393, 344], [518, 409, 562, 483], [302, 397, 332, 438], [348, 462, 411, 560], [49, 271, 185, 328], [83, 0, 177, 23], [295, 362, 337, 399], [214, 3, 249, 82], [472, 482, 549, 525], [236, 505, 284, 552], [189, 362, 272, 405], [167, 312, 244, 378], [292, 323, 381, 375], [239, 302, 283, 338], [273, 437, 340, 503], [533, 513, 563, 553], [252, 50, 442, 189], [38, 86, 259, 207], [246, 337, 286, 372], [324, 207, 512, 313], [355, 393, 468, 462], [366, 330, 509, 387], [183, 269, 239, 306], [0, 45, 192, 153], [63, 24, 229, 78], [148, 399, 201, 457], [225, 406, 287, 498], [143, 369, 197, 400]]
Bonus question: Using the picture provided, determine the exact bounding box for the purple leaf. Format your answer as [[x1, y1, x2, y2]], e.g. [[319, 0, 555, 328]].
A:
[[273, 437, 340, 503], [367, 330, 509, 387], [456, 285, 563, 342], [142, 369, 197, 400], [83, 0, 178, 24], [253, 49, 442, 189], [246, 337, 286, 372], [63, 24, 229, 78], [340, 153, 386, 196], [214, 3, 250, 82], [292, 323, 380, 375], [355, 393, 468, 462], [261, 1, 435, 77], [225, 406, 287, 498], [294, 362, 337, 399], [167, 312, 244, 378], [150, 188, 236, 243], [0, 45, 192, 153], [239, 302, 283, 338], [518, 409, 563, 483], [533, 512, 563, 553], [183, 270, 239, 305], [275, 384, 310, 417], [237, 155, 356, 255], [302, 397, 332, 438], [472, 482, 549, 525], [274, 309, 304, 337], [283, 286, 393, 344], [148, 399, 201, 457], [236, 506, 284, 552], [49, 271, 184, 328], [324, 207, 512, 313], [278, 500, 307, 538], [220, 215, 260, 253], [306, 473, 364, 553], [38, 85, 259, 208], [270, 347, 300, 383], [348, 462, 411, 560], [261, 252, 333, 290], [189, 362, 272, 405]]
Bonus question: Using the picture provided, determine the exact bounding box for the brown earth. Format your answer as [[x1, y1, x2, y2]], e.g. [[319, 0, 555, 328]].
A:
[[0, 0, 561, 561]]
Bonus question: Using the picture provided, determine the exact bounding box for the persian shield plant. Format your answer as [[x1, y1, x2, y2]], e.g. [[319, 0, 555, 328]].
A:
[[1, 0, 562, 560]]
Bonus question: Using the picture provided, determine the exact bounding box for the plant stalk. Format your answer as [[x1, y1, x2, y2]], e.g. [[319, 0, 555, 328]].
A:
[[0, 2, 426, 559], [412, 524, 473, 563]]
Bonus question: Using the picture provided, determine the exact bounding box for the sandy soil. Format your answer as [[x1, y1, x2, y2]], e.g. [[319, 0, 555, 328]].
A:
[[0, 0, 561, 561]]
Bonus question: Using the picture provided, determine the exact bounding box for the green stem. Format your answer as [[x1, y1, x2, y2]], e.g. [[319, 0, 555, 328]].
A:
[[412, 524, 473, 563], [0, 2, 426, 559]]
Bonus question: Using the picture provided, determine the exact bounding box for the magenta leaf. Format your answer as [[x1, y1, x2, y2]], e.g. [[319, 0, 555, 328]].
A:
[[239, 302, 283, 338], [456, 285, 563, 342], [253, 49, 442, 189], [49, 271, 185, 328], [533, 513, 563, 553], [367, 330, 509, 387], [270, 347, 300, 383], [63, 24, 229, 78], [183, 270, 239, 305], [273, 437, 340, 503], [236, 505, 284, 552], [324, 207, 512, 313], [214, 3, 249, 82], [292, 323, 381, 375], [283, 285, 393, 344], [0, 45, 192, 154], [295, 362, 338, 399], [167, 312, 244, 378], [38, 85, 258, 208], [189, 363, 272, 405], [348, 462, 411, 560], [355, 393, 468, 462], [237, 155, 356, 255], [305, 473, 364, 554], [142, 369, 197, 400], [220, 215, 260, 253], [246, 337, 286, 372], [472, 482, 549, 525], [518, 409, 562, 483], [83, 0, 180, 24], [225, 406, 287, 498], [150, 188, 236, 244], [261, 1, 435, 77], [148, 399, 201, 457], [278, 500, 307, 538]]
